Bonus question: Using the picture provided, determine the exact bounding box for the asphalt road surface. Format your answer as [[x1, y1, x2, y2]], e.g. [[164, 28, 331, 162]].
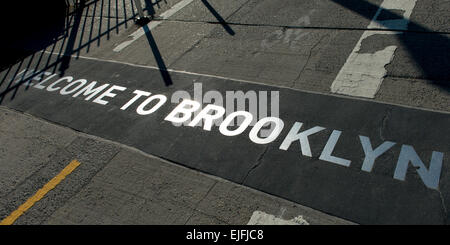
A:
[[0, 0, 449, 225]]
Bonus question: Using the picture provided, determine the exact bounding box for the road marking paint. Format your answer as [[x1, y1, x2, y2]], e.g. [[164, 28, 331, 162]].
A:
[[331, 0, 417, 98], [0, 160, 81, 225], [41, 50, 450, 115], [113, 0, 194, 52], [247, 211, 309, 225]]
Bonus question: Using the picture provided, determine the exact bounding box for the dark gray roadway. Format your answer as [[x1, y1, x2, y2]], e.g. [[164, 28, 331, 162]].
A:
[[0, 0, 449, 224]]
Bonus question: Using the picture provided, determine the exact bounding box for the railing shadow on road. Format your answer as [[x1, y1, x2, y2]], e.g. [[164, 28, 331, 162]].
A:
[[142, 25, 173, 86], [141, 0, 173, 86], [139, 0, 235, 86], [331, 0, 450, 92], [0, 0, 175, 104], [145, 0, 235, 35], [200, 0, 235, 35]]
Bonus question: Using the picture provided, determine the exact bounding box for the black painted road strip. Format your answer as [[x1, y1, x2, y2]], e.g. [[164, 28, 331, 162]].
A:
[[1, 53, 449, 224]]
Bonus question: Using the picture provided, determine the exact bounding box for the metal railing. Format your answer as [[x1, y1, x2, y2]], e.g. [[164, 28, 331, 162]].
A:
[[133, 0, 151, 25]]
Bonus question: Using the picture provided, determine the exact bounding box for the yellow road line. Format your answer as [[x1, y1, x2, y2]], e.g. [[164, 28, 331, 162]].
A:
[[0, 159, 81, 225]]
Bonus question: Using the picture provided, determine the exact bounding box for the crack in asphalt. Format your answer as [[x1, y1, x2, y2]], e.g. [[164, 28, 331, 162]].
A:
[[167, 38, 203, 67], [383, 74, 450, 83], [437, 189, 449, 224], [241, 146, 269, 185], [379, 108, 392, 141], [225, 0, 253, 21], [291, 33, 329, 88], [151, 18, 450, 35], [184, 181, 218, 225]]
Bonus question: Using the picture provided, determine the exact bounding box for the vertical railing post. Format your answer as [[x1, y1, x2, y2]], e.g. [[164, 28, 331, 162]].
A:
[[133, 0, 145, 18], [133, 0, 151, 25]]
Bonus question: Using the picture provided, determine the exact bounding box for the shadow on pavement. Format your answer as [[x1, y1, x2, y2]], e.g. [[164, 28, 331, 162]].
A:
[[59, 0, 88, 76], [201, 0, 235, 35], [0, 0, 175, 103], [0, 1, 67, 71], [142, 25, 173, 86]]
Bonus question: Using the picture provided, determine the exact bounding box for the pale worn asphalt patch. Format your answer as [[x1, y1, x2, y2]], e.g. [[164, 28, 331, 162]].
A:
[[247, 211, 310, 225], [331, 0, 418, 98]]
